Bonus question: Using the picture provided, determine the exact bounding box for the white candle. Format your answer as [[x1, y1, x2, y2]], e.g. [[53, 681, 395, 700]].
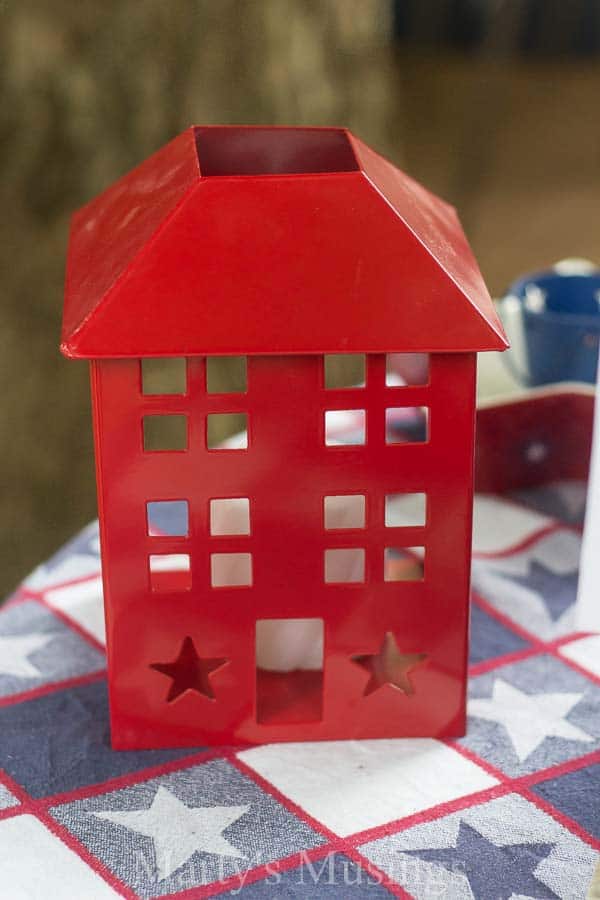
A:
[[576, 352, 600, 632]]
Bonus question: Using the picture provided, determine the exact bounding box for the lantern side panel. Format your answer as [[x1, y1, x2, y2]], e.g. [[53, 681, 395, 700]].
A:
[[90, 352, 476, 748]]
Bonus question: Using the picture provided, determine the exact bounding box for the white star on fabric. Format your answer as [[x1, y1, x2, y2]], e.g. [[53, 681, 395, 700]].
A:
[[469, 678, 594, 762], [0, 633, 53, 678], [92, 786, 250, 879]]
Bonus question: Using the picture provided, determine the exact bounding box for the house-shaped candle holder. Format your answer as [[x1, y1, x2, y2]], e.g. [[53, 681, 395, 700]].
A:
[[61, 126, 507, 749]]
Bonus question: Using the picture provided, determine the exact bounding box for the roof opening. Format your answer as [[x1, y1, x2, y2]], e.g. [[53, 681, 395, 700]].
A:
[[194, 126, 359, 177]]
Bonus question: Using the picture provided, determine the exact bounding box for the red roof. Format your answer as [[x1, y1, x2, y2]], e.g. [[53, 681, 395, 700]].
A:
[[61, 126, 507, 358]]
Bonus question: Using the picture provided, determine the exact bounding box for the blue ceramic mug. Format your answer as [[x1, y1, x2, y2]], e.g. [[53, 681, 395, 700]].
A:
[[500, 260, 600, 386]]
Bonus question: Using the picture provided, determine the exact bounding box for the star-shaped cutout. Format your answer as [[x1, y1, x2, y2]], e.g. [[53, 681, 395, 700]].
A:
[[151, 636, 228, 703], [92, 786, 249, 880], [403, 820, 559, 900], [352, 632, 427, 696], [469, 678, 594, 762], [0, 632, 54, 679]]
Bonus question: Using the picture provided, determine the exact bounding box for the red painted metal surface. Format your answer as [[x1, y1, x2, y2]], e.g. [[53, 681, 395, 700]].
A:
[[61, 126, 507, 748], [90, 353, 477, 748], [61, 126, 507, 358]]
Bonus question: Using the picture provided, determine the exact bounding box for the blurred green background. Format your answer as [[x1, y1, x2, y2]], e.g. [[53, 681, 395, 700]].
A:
[[2, 0, 600, 596]]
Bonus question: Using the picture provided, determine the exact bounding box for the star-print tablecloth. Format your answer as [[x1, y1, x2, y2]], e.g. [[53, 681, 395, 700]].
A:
[[1, 476, 599, 897]]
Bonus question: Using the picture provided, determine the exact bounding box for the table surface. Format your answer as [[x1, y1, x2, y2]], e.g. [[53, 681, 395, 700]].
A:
[[0, 477, 599, 898]]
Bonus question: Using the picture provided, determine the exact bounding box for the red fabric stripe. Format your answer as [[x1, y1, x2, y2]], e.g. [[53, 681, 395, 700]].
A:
[[0, 669, 106, 709]]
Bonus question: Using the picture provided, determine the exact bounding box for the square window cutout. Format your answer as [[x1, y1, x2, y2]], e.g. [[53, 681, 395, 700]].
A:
[[325, 410, 366, 446], [385, 408, 428, 444], [385, 353, 429, 386], [256, 618, 324, 725], [149, 554, 191, 593], [324, 354, 366, 389], [141, 357, 187, 395], [385, 493, 426, 527], [147, 500, 189, 536], [384, 547, 424, 582], [207, 413, 248, 449], [210, 498, 250, 535], [211, 553, 252, 587], [206, 356, 247, 394], [324, 495, 365, 530], [324, 548, 365, 583], [143, 415, 187, 451]]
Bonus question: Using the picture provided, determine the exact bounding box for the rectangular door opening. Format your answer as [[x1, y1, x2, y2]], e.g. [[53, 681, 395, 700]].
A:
[[255, 618, 324, 725]]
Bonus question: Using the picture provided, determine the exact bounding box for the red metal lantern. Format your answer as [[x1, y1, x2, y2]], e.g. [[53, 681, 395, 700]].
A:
[[61, 126, 508, 749]]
